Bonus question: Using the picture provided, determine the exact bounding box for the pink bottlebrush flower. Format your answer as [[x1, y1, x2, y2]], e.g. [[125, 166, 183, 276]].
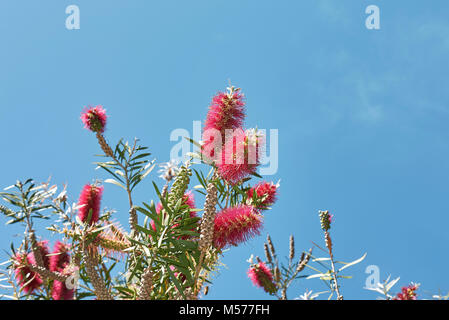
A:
[[51, 266, 75, 300], [247, 262, 277, 294], [213, 205, 263, 249], [51, 279, 75, 300], [201, 133, 221, 161], [49, 241, 71, 272], [81, 105, 107, 133], [394, 283, 419, 300], [182, 191, 196, 209], [77, 184, 104, 225], [201, 87, 245, 161], [13, 253, 43, 294], [204, 87, 245, 135], [49, 241, 73, 300], [28, 240, 50, 270], [216, 128, 264, 185], [247, 181, 279, 209]]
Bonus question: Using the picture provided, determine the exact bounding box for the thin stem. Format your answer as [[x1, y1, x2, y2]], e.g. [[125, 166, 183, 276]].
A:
[[325, 232, 343, 300], [101, 136, 137, 233], [193, 251, 206, 296], [224, 184, 230, 209]]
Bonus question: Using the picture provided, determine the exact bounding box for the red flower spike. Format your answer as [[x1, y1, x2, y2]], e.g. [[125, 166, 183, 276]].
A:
[[247, 181, 279, 210], [204, 88, 245, 136], [201, 87, 246, 162], [216, 128, 264, 185], [49, 241, 71, 272], [51, 266, 75, 300], [28, 240, 50, 270], [247, 262, 277, 294], [51, 279, 75, 300], [77, 184, 104, 225], [13, 253, 43, 294], [213, 205, 263, 249]]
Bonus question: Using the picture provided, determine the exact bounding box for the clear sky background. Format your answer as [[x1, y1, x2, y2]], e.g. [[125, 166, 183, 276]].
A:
[[1, 0, 449, 300]]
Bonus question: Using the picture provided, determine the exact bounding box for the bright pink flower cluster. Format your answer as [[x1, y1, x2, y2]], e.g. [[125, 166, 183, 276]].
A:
[[52, 278, 74, 301], [81, 105, 107, 133], [49, 241, 70, 272], [50, 241, 74, 300], [394, 283, 419, 300], [13, 241, 74, 299], [77, 184, 104, 225], [202, 89, 245, 161], [13, 253, 42, 294], [216, 129, 263, 185], [13, 241, 49, 294], [247, 181, 278, 209], [247, 262, 277, 294], [28, 241, 50, 269], [202, 87, 264, 185], [213, 205, 262, 249], [204, 89, 245, 136]]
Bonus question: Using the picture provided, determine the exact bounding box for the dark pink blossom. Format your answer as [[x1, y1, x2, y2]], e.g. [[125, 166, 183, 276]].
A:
[[81, 105, 107, 133], [201, 88, 245, 161], [213, 205, 262, 249], [51, 278, 74, 300], [49, 241, 70, 272], [77, 184, 104, 225], [204, 88, 245, 135], [28, 241, 50, 270], [394, 283, 419, 300], [13, 253, 43, 294], [247, 181, 278, 209], [216, 129, 264, 185], [247, 262, 277, 294]]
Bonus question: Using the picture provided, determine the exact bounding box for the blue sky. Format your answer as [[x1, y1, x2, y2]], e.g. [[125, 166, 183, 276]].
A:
[[1, 0, 449, 299]]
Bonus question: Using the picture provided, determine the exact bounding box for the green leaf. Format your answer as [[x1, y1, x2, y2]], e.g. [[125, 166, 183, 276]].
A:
[[184, 137, 202, 149], [131, 153, 152, 162], [170, 239, 197, 250], [135, 224, 156, 238], [135, 205, 160, 228], [250, 171, 263, 179], [95, 163, 125, 183], [166, 264, 186, 299]]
